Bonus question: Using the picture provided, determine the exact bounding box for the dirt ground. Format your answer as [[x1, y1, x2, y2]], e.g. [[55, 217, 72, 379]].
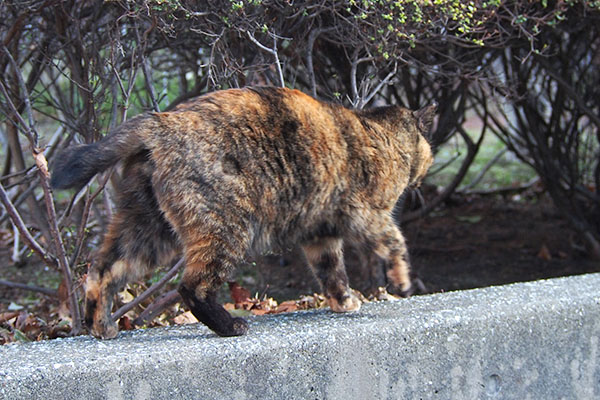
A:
[[1, 192, 599, 342]]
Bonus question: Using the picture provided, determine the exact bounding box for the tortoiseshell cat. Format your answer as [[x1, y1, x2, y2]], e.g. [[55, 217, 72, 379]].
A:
[[51, 87, 436, 339]]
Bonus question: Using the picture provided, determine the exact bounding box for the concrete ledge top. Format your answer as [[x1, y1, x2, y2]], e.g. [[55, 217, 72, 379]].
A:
[[2, 273, 600, 399]]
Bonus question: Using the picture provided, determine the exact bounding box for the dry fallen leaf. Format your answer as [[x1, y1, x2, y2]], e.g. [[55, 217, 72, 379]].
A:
[[558, 251, 568, 259], [537, 244, 552, 261], [228, 281, 251, 304], [0, 327, 12, 344], [297, 293, 327, 309], [274, 300, 298, 313], [57, 279, 71, 321], [47, 320, 71, 339], [0, 311, 20, 324], [118, 288, 135, 304], [16, 313, 44, 337], [118, 315, 134, 331], [173, 311, 198, 325], [250, 309, 269, 316], [368, 287, 399, 302]]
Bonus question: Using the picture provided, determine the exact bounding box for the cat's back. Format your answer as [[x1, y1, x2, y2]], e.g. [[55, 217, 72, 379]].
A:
[[154, 86, 352, 141], [148, 87, 355, 174]]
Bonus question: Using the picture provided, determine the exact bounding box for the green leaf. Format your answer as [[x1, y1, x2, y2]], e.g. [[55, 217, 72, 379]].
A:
[[57, 320, 71, 328], [514, 15, 527, 24], [456, 215, 482, 224], [13, 329, 31, 343], [228, 309, 252, 317]]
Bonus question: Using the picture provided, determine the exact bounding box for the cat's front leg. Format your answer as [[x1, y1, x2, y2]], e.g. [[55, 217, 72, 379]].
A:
[[302, 237, 362, 312], [371, 220, 414, 297]]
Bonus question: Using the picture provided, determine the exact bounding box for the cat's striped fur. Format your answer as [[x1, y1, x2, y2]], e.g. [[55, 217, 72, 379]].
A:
[[51, 87, 436, 338]]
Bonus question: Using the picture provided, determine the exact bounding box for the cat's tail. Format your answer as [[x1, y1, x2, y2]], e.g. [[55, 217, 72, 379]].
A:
[[51, 115, 154, 191]]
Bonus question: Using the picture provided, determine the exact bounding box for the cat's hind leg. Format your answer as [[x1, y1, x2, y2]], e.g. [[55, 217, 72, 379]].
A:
[[85, 155, 179, 339], [177, 235, 250, 337], [85, 257, 139, 339], [85, 207, 179, 338], [85, 210, 146, 339], [302, 237, 361, 312]]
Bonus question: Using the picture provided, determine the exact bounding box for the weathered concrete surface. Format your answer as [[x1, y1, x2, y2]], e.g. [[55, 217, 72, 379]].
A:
[[2, 273, 600, 400]]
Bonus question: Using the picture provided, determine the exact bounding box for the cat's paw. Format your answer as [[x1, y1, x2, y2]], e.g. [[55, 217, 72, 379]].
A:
[[90, 318, 119, 339], [329, 292, 362, 313], [214, 317, 249, 337], [392, 276, 427, 298], [230, 317, 249, 336]]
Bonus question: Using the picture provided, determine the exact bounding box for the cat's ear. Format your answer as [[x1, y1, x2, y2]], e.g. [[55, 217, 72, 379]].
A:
[[413, 102, 437, 141]]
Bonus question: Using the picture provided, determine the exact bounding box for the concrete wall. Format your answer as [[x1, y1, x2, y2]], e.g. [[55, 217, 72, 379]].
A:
[[2, 273, 600, 399]]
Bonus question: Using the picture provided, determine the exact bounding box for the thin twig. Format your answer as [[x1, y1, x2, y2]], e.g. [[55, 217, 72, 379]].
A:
[[0, 180, 38, 226], [360, 62, 398, 108], [1, 44, 36, 142], [18, 231, 43, 259], [0, 279, 58, 297], [112, 258, 185, 321], [1, 49, 82, 334], [133, 289, 181, 327], [306, 28, 320, 98], [69, 169, 114, 267], [460, 176, 539, 196], [458, 147, 508, 192], [247, 31, 285, 88], [0, 181, 58, 268], [61, 181, 90, 223], [11, 223, 20, 264], [132, 14, 160, 112], [0, 166, 36, 182], [305, 28, 333, 98], [402, 117, 486, 223], [350, 50, 375, 108]]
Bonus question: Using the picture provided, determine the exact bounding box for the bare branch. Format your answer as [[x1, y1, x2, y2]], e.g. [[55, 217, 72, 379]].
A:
[[349, 50, 375, 108], [458, 147, 508, 192], [0, 279, 58, 297], [112, 258, 185, 322], [11, 223, 20, 264], [68, 169, 114, 268], [402, 122, 486, 223], [247, 31, 285, 88], [0, 181, 58, 268], [32, 151, 83, 333], [306, 28, 334, 98], [360, 62, 398, 108], [133, 289, 181, 327], [1, 44, 37, 142], [0, 52, 82, 333]]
